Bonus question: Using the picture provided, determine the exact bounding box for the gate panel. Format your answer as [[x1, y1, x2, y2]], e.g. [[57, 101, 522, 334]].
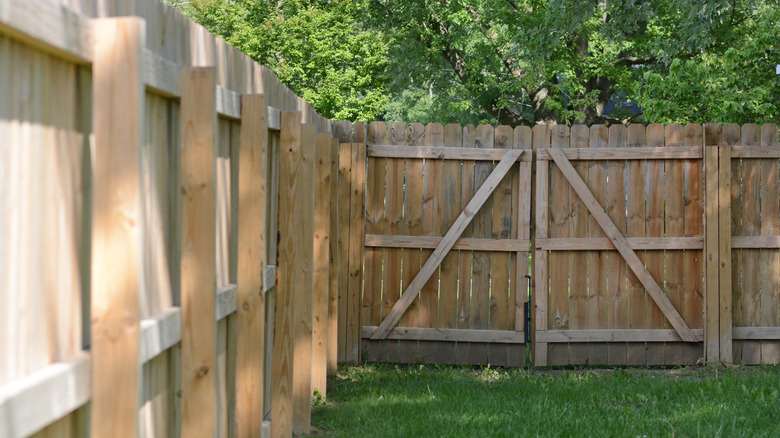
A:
[[362, 122, 532, 365], [535, 125, 705, 366]]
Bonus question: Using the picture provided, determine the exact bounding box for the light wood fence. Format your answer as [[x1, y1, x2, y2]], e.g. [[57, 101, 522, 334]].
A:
[[343, 121, 780, 368], [1, 1, 336, 437]]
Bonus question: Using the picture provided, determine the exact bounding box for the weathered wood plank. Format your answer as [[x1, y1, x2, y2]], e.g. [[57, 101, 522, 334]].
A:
[[536, 146, 702, 160], [704, 123, 721, 361], [548, 125, 570, 366], [371, 148, 524, 340], [683, 124, 705, 364], [587, 125, 609, 364], [739, 124, 761, 363], [382, 122, 406, 363], [538, 329, 704, 343], [664, 123, 686, 365], [292, 124, 315, 435], [180, 66, 218, 438], [311, 133, 331, 391], [271, 111, 302, 438], [418, 123, 444, 363], [236, 94, 267, 438], [365, 235, 530, 251], [90, 18, 144, 438], [362, 122, 386, 362], [645, 124, 665, 365], [547, 148, 697, 343], [759, 124, 779, 363], [361, 326, 524, 344], [533, 124, 550, 366], [367, 144, 531, 161], [606, 125, 628, 365], [568, 124, 590, 365]]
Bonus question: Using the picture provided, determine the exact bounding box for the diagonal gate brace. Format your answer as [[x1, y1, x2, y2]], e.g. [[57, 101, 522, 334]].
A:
[[371, 149, 525, 340], [547, 148, 697, 342]]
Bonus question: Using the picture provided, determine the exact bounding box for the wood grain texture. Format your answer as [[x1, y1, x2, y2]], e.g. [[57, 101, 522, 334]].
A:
[[606, 125, 628, 365], [548, 125, 570, 366], [683, 124, 705, 364], [311, 132, 332, 395], [362, 122, 387, 362], [271, 112, 301, 438], [180, 66, 218, 438], [664, 124, 686, 365], [346, 139, 366, 363], [533, 124, 550, 366], [568, 124, 590, 364], [372, 149, 524, 340], [759, 124, 779, 364], [548, 148, 696, 343], [327, 137, 339, 373], [292, 123, 315, 435], [236, 94, 267, 438], [90, 18, 144, 438], [418, 123, 444, 363]]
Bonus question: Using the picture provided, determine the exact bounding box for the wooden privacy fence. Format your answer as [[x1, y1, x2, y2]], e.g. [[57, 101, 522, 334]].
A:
[[1, 2, 337, 438], [337, 121, 780, 368]]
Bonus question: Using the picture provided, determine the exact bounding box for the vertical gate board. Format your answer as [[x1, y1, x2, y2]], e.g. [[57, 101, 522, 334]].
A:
[[382, 122, 406, 362], [347, 135, 367, 363], [704, 124, 720, 362], [468, 125, 495, 365], [645, 124, 666, 365], [731, 126, 745, 363], [511, 125, 533, 366], [419, 123, 444, 363], [587, 125, 609, 364], [363, 122, 388, 362], [336, 138, 352, 363], [328, 137, 339, 373], [488, 125, 515, 366], [312, 132, 332, 396], [434, 123, 463, 363], [398, 123, 425, 362], [457, 125, 477, 365], [568, 125, 590, 365], [334, 121, 352, 363], [533, 124, 550, 367], [759, 124, 779, 363], [719, 127, 734, 364], [683, 124, 704, 364], [548, 125, 571, 366], [626, 124, 648, 365], [740, 124, 761, 363], [664, 124, 686, 365], [606, 125, 628, 365]]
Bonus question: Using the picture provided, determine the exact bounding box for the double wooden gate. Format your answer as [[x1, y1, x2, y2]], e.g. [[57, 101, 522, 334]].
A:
[[342, 122, 780, 367]]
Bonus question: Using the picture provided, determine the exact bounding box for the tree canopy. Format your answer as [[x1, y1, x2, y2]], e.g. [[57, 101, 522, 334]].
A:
[[183, 0, 780, 126]]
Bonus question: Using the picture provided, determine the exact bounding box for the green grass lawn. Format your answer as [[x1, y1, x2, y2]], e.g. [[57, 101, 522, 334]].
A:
[[309, 363, 780, 438]]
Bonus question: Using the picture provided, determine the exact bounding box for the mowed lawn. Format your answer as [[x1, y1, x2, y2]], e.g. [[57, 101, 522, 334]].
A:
[[309, 363, 780, 438]]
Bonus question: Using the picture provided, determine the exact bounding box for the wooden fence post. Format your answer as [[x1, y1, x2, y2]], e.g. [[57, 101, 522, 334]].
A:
[[704, 123, 733, 364], [236, 94, 267, 438], [91, 17, 145, 438], [180, 66, 218, 437], [532, 124, 550, 367]]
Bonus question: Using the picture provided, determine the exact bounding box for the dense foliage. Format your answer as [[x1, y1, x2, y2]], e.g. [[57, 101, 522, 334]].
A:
[[182, 0, 780, 125], [185, 0, 391, 121]]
